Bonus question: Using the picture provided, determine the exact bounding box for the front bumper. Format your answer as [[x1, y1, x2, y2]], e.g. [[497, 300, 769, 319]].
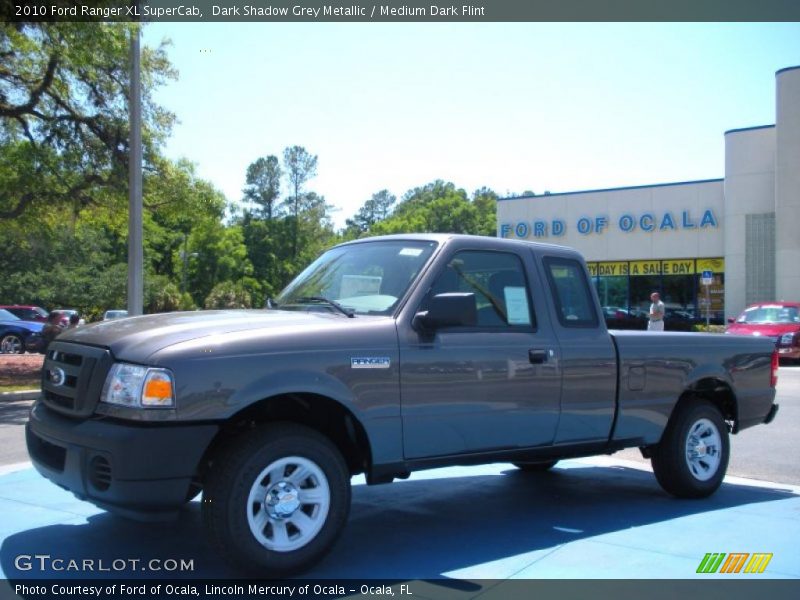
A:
[[26, 400, 218, 520]]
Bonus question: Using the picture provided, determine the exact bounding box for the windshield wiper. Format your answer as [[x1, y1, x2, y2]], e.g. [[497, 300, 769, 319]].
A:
[[295, 296, 355, 318]]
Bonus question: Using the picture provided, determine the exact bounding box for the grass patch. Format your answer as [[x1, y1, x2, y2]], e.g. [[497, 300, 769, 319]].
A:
[[0, 383, 40, 393]]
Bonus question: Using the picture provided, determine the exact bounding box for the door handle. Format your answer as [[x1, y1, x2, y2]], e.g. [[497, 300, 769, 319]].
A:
[[529, 349, 548, 364]]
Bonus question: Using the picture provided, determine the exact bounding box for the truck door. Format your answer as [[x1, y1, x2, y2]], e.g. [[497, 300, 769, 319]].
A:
[[398, 246, 562, 459], [539, 254, 617, 444]]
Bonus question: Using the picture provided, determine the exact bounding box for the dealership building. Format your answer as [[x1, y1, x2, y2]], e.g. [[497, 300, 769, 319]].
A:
[[497, 66, 800, 321]]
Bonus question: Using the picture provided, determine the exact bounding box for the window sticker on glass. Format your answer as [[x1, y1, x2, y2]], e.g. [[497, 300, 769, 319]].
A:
[[399, 247, 423, 257], [504, 286, 531, 325], [340, 275, 382, 298]]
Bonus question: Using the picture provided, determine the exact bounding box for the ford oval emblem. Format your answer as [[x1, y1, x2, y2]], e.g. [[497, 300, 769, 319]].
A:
[[47, 367, 66, 387]]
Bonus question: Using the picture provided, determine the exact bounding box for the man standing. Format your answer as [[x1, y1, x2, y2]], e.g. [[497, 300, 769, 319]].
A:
[[41, 311, 65, 350], [648, 292, 665, 331]]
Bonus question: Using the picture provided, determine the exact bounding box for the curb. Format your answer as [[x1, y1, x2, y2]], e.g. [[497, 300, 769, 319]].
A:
[[0, 461, 31, 475], [0, 389, 40, 402]]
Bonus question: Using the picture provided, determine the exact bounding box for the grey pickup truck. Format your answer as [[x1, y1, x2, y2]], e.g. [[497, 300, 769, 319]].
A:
[[27, 234, 779, 574]]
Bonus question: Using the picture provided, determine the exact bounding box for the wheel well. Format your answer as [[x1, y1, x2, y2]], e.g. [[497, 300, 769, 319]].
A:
[[682, 378, 738, 432], [199, 393, 372, 483]]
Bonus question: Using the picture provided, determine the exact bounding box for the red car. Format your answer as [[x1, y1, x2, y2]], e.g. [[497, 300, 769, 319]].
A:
[[727, 302, 800, 362], [0, 304, 48, 323]]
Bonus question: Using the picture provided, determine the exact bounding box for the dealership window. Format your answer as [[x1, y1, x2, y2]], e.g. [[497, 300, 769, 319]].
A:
[[630, 275, 663, 314], [595, 276, 630, 312], [589, 258, 726, 326]]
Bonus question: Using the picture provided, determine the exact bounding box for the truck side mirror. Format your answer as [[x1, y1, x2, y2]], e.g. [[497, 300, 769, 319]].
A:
[[413, 293, 477, 331]]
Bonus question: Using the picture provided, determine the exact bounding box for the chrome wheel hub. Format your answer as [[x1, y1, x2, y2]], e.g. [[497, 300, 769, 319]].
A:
[[246, 456, 330, 552], [265, 481, 301, 519], [685, 418, 722, 482]]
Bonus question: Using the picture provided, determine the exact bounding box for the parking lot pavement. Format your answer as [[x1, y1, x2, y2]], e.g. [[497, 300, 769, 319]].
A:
[[1, 456, 798, 583]]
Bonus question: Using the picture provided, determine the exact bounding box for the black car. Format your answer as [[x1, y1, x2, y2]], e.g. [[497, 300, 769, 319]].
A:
[[0, 308, 45, 354]]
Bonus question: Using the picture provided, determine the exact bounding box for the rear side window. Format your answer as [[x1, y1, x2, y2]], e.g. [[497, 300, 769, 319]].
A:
[[544, 257, 599, 328]]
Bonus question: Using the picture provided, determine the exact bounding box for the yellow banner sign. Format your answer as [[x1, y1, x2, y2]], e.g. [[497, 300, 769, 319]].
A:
[[629, 260, 662, 276], [588, 261, 629, 277], [590, 258, 724, 277], [697, 258, 725, 273], [661, 260, 695, 275]]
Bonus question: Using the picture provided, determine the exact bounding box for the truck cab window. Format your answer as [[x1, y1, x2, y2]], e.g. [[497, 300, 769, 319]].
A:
[[424, 251, 535, 328], [544, 257, 599, 328]]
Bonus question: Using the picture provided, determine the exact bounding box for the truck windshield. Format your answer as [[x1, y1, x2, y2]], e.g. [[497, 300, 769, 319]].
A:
[[275, 240, 438, 316]]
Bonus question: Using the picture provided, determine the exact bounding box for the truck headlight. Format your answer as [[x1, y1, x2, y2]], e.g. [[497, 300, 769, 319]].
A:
[[100, 363, 175, 408]]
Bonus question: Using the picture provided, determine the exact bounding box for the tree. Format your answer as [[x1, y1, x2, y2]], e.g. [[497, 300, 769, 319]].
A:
[[282, 146, 318, 257], [0, 22, 176, 221], [184, 222, 253, 306], [345, 189, 397, 236], [243, 155, 282, 220], [471, 187, 498, 237], [363, 181, 500, 237], [204, 281, 252, 309]]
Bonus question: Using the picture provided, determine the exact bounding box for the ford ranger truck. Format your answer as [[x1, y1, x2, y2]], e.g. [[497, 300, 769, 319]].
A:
[[26, 234, 779, 574]]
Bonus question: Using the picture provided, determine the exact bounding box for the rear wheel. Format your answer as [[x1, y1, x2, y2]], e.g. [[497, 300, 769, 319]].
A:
[[202, 423, 351, 575], [1, 334, 25, 354], [513, 460, 559, 472], [651, 400, 729, 498]]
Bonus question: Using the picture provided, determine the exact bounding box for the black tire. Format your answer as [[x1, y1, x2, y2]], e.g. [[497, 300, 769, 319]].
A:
[[202, 422, 351, 576], [1, 334, 25, 354], [651, 400, 729, 498], [513, 460, 559, 472]]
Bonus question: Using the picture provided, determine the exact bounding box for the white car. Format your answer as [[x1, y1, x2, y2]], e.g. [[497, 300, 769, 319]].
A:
[[103, 310, 129, 321]]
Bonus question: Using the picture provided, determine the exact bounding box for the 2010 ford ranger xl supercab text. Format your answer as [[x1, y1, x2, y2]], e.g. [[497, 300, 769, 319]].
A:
[[26, 234, 780, 574]]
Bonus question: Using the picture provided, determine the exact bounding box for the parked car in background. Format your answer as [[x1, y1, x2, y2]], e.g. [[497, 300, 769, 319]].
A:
[[664, 307, 701, 332], [602, 306, 647, 330], [103, 310, 129, 320], [52, 309, 85, 327], [0, 308, 44, 354], [727, 302, 800, 363], [0, 305, 48, 323]]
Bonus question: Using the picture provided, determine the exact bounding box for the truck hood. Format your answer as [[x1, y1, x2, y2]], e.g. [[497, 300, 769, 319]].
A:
[[58, 309, 355, 363]]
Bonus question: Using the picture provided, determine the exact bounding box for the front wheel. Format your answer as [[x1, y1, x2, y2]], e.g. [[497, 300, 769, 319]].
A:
[[1, 334, 25, 354], [651, 400, 729, 498], [202, 423, 351, 575]]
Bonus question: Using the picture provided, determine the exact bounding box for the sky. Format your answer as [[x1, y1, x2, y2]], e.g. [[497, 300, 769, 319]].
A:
[[142, 22, 800, 228]]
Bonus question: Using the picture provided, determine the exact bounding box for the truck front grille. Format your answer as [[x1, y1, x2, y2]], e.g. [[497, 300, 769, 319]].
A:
[[41, 342, 113, 418], [43, 389, 75, 411]]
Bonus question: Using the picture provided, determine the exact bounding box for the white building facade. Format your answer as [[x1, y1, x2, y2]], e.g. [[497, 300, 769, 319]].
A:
[[497, 66, 800, 321]]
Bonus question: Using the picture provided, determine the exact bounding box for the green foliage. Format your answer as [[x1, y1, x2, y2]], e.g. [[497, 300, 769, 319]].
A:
[[184, 221, 253, 306], [204, 281, 253, 309], [146, 276, 181, 313], [369, 180, 498, 237], [0, 22, 176, 221], [178, 292, 197, 311], [243, 156, 282, 220], [282, 146, 318, 257], [693, 324, 726, 334], [345, 190, 397, 236]]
